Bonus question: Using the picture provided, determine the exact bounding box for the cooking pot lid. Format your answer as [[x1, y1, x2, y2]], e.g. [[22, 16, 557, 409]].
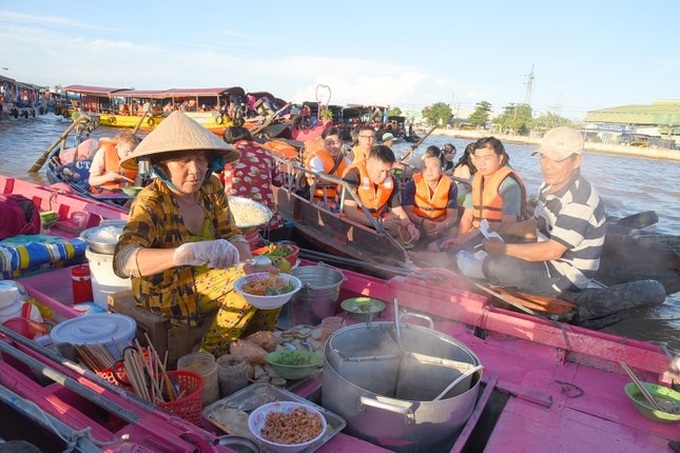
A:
[[50, 313, 136, 346]]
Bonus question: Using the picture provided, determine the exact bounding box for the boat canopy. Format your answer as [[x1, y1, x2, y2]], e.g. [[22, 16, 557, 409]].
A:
[[63, 85, 131, 96], [163, 87, 245, 97], [113, 89, 166, 99]]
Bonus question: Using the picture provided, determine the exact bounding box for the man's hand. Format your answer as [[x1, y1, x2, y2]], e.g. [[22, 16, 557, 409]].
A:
[[483, 238, 507, 255]]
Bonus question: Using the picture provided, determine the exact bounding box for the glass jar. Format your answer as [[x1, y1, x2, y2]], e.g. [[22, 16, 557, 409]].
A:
[[217, 354, 249, 398]]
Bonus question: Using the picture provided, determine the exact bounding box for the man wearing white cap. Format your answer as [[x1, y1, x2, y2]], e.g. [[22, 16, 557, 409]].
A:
[[482, 127, 607, 296]]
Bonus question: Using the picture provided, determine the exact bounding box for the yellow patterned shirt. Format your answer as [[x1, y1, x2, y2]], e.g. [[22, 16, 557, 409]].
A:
[[114, 176, 241, 325]]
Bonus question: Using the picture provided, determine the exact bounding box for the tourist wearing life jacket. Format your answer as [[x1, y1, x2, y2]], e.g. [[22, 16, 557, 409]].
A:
[[342, 145, 420, 244], [88, 131, 140, 193], [481, 127, 615, 298], [408, 138, 526, 269], [454, 136, 526, 245], [350, 125, 376, 164], [306, 126, 351, 209], [402, 149, 458, 245]]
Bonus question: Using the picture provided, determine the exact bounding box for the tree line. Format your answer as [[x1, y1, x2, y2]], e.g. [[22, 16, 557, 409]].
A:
[[390, 101, 579, 135]]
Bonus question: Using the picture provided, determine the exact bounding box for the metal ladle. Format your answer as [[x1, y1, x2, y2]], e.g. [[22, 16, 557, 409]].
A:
[[242, 256, 271, 267], [433, 364, 484, 401]]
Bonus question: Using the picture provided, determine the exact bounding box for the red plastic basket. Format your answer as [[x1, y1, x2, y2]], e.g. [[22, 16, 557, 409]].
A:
[[98, 359, 204, 425], [157, 370, 204, 425], [97, 348, 151, 387]]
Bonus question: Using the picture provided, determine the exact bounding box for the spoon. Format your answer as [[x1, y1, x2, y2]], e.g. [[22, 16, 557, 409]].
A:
[[242, 256, 271, 266]]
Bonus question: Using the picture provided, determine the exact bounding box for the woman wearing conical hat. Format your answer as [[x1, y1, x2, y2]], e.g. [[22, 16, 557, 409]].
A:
[[113, 111, 279, 356]]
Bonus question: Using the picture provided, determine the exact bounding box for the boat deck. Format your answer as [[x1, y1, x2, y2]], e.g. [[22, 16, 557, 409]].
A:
[[13, 265, 679, 452]]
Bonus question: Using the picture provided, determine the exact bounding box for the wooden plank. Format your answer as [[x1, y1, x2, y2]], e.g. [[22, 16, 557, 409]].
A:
[[491, 286, 576, 316], [450, 373, 498, 452]]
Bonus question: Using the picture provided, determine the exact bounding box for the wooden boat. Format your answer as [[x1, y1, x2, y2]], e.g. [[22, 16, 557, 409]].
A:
[[0, 76, 47, 120], [270, 158, 676, 327], [36, 115, 677, 326], [4, 257, 679, 451], [159, 87, 245, 136], [0, 175, 128, 277], [1, 173, 678, 451], [61, 85, 163, 131], [62, 85, 246, 135]]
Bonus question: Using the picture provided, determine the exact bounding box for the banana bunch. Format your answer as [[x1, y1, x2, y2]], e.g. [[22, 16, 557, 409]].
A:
[[40, 210, 59, 228]]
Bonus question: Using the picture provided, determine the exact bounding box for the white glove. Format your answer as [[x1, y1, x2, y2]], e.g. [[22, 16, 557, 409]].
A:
[[172, 239, 240, 269]]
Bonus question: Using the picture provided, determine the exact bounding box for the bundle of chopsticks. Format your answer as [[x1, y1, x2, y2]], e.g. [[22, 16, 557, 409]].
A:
[[122, 336, 182, 404], [75, 343, 117, 372]]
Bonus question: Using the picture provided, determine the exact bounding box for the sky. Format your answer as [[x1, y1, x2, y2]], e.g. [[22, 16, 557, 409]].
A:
[[1, 1, 678, 120]]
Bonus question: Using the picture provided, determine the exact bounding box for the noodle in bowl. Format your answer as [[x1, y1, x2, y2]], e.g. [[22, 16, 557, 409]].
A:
[[248, 401, 326, 453], [233, 272, 302, 309]]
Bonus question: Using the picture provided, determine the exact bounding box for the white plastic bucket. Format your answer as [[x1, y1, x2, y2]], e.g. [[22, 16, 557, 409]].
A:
[[85, 247, 131, 308], [50, 313, 136, 360]]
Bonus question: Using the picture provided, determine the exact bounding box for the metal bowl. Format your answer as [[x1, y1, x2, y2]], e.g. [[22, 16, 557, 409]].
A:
[[228, 196, 273, 233], [80, 221, 127, 255], [216, 435, 260, 452]]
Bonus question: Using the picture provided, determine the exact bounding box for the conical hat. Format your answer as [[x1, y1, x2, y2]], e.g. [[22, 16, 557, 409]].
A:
[[120, 111, 240, 170]]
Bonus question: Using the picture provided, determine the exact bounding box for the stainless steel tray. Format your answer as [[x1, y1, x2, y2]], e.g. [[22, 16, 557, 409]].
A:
[[203, 383, 346, 452]]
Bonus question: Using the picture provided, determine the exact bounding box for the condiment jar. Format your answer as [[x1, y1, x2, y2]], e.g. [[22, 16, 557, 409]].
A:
[[71, 264, 93, 304], [217, 354, 248, 397]]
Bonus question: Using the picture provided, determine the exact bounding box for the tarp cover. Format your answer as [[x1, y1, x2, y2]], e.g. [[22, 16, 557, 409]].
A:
[[0, 235, 86, 278]]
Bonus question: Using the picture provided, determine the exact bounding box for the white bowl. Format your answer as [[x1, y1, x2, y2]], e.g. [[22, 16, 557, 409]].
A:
[[248, 401, 326, 453], [233, 273, 302, 310]]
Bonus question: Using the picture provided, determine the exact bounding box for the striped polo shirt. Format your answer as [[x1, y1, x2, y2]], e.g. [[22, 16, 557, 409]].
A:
[[535, 169, 607, 291]]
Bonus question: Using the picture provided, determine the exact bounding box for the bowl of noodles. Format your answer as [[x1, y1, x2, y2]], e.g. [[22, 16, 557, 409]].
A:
[[233, 272, 302, 310]]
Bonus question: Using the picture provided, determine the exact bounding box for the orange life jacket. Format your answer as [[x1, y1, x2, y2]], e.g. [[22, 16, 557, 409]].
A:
[[302, 136, 325, 167], [308, 148, 349, 201], [343, 160, 394, 218], [411, 173, 453, 220], [471, 166, 526, 228], [91, 140, 138, 192]]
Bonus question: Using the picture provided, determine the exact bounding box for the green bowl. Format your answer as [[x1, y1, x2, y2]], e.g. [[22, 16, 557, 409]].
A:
[[341, 297, 386, 320], [624, 382, 680, 423], [121, 186, 143, 196], [265, 350, 323, 380]]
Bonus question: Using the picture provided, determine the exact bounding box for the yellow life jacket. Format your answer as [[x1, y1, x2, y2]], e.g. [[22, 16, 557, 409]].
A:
[[411, 172, 453, 220], [471, 166, 526, 228]]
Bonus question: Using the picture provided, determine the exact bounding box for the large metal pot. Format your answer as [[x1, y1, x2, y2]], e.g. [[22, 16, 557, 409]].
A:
[[322, 317, 482, 452]]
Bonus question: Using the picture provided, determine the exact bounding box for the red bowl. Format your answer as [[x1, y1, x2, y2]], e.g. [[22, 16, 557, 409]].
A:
[[3, 317, 49, 339], [252, 243, 299, 267]]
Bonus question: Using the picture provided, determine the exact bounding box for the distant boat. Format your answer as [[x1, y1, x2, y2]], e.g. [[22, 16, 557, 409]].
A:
[[0, 75, 48, 120], [61, 84, 246, 135]]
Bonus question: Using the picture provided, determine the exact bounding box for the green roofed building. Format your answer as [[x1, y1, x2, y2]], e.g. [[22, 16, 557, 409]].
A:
[[585, 100, 680, 136]]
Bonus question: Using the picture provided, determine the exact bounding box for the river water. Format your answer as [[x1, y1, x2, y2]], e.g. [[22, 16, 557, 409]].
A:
[[1, 114, 679, 348]]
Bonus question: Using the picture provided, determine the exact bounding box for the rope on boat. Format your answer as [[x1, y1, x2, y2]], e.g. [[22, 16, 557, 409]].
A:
[[0, 383, 128, 452]]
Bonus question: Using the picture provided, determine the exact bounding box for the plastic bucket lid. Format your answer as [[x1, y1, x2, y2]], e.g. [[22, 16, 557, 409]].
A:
[[0, 299, 22, 323], [50, 313, 136, 359]]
